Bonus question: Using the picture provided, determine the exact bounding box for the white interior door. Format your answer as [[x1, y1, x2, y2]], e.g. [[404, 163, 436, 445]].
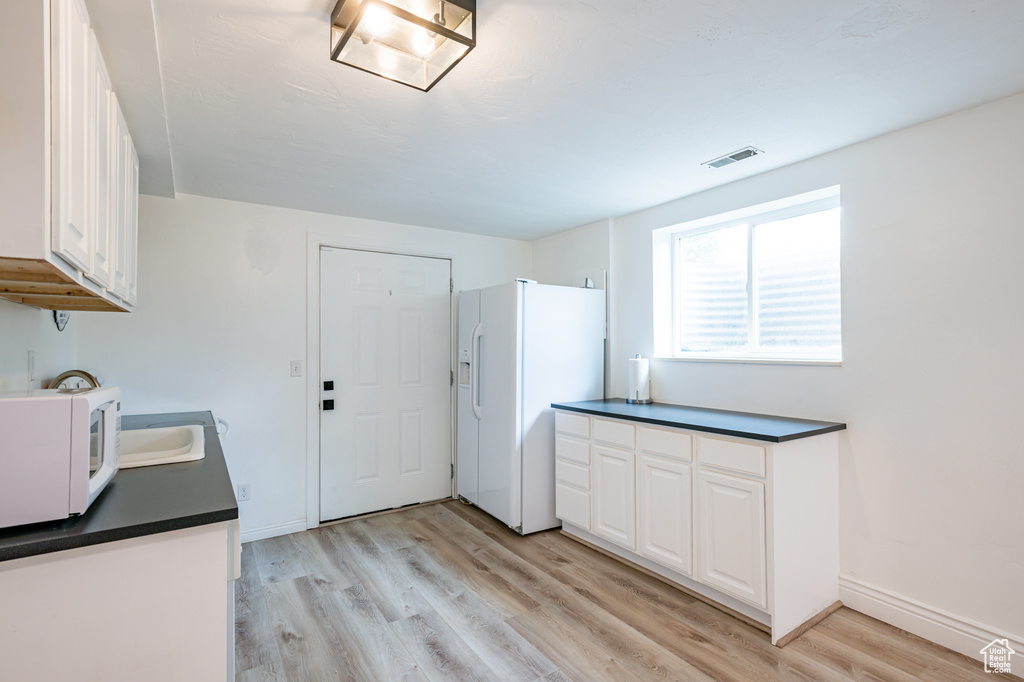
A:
[[320, 248, 452, 522]]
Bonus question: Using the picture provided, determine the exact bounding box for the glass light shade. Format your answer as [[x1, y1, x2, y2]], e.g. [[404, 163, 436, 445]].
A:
[[331, 0, 475, 91]]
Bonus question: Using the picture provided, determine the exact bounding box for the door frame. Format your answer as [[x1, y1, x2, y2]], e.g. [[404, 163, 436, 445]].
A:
[[305, 232, 457, 530]]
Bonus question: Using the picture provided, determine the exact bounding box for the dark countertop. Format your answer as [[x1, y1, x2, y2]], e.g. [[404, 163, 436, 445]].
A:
[[0, 411, 238, 563], [551, 399, 846, 443]]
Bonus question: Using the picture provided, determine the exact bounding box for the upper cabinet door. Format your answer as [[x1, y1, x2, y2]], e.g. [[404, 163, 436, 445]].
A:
[[109, 98, 130, 300], [126, 142, 139, 305], [86, 30, 113, 288], [51, 0, 93, 273]]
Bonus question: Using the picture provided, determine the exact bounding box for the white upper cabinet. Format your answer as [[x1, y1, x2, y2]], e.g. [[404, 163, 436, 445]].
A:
[[87, 29, 113, 288], [0, 0, 139, 312], [51, 0, 93, 273], [127, 143, 139, 305], [110, 99, 131, 301]]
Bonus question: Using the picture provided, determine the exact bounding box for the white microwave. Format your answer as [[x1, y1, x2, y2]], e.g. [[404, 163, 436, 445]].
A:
[[0, 387, 121, 529]]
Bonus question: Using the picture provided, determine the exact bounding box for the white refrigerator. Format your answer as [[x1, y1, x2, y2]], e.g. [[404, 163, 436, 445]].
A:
[[457, 280, 605, 534]]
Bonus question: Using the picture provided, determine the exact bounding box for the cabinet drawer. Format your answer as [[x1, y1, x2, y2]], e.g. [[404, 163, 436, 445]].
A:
[[640, 426, 692, 461], [555, 483, 591, 530], [555, 435, 590, 465], [593, 418, 635, 449], [555, 411, 590, 438], [555, 459, 590, 490], [699, 437, 765, 478]]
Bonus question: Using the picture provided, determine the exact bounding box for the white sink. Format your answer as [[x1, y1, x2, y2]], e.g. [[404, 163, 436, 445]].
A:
[[120, 425, 206, 469]]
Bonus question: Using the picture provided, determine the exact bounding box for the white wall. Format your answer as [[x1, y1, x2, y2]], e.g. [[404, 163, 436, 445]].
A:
[[532, 218, 612, 289], [542, 92, 1023, 656], [533, 219, 616, 396], [0, 300, 77, 392], [76, 194, 532, 539]]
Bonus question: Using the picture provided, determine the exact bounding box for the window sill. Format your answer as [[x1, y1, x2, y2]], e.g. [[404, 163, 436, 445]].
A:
[[655, 355, 843, 367]]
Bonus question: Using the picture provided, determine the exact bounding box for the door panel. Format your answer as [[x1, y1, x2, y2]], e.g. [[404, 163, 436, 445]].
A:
[[638, 454, 693, 575], [697, 470, 767, 607], [87, 34, 112, 288], [592, 445, 636, 550], [320, 248, 452, 521], [53, 0, 92, 272]]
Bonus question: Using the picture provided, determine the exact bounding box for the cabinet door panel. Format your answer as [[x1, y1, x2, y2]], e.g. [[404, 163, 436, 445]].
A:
[[592, 445, 635, 550], [555, 483, 590, 530], [52, 0, 93, 272], [638, 454, 692, 575], [86, 32, 112, 288], [126, 143, 139, 305], [697, 470, 766, 608], [109, 98, 129, 300]]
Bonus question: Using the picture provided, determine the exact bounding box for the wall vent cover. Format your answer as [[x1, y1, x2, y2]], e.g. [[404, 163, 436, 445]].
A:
[[703, 147, 764, 168]]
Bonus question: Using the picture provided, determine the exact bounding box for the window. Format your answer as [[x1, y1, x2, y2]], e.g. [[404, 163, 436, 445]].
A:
[[653, 187, 841, 363]]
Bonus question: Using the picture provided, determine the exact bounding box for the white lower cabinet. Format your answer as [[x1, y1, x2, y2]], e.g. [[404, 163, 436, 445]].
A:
[[697, 469, 766, 608], [592, 445, 636, 550], [554, 408, 841, 646], [0, 522, 239, 681], [554, 426, 592, 531], [555, 482, 590, 530], [638, 453, 693, 576]]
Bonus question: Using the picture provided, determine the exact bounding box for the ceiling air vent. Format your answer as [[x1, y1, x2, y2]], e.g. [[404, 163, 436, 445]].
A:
[[703, 147, 764, 169]]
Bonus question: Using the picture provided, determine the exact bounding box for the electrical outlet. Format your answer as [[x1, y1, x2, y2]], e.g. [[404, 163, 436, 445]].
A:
[[237, 483, 251, 502], [289, 360, 302, 378]]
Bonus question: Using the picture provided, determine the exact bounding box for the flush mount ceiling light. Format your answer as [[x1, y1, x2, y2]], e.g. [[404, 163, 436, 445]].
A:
[[331, 0, 476, 92]]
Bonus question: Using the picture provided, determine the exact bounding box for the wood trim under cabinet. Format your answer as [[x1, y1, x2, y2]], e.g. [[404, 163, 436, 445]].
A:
[[0, 256, 128, 311], [773, 600, 843, 647]]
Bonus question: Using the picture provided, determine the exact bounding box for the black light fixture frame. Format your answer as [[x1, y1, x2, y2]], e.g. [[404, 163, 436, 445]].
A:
[[330, 0, 476, 92]]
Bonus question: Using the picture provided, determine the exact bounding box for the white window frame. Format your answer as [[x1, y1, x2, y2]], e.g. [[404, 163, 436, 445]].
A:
[[653, 186, 842, 365]]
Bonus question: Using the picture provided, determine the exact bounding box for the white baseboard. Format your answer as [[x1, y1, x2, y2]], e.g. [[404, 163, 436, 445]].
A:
[[839, 573, 1024, 663], [240, 520, 307, 544]]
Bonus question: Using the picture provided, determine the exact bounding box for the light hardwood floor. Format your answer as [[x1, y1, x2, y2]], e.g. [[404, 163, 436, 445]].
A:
[[236, 500, 1000, 681]]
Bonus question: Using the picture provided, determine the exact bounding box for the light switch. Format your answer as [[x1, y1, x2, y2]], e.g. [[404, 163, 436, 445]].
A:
[[290, 360, 302, 377]]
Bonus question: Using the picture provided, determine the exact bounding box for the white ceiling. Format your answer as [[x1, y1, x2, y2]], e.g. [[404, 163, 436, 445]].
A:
[[91, 0, 1024, 240]]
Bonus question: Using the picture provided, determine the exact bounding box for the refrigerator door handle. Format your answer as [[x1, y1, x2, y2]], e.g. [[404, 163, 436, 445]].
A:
[[470, 322, 483, 420]]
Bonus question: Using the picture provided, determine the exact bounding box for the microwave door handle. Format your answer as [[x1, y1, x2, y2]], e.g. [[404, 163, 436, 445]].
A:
[[470, 322, 482, 421]]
